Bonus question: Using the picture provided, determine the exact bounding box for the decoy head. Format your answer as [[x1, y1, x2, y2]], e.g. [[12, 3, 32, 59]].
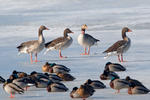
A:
[[9, 74, 18, 80], [44, 73, 49, 76], [64, 28, 74, 34], [72, 87, 78, 91], [105, 62, 112, 71], [125, 76, 131, 81], [12, 70, 17, 74], [80, 85, 85, 89], [86, 79, 92, 84], [39, 25, 49, 30], [6, 79, 12, 83], [30, 71, 37, 76], [106, 62, 112, 66], [45, 62, 49, 65]]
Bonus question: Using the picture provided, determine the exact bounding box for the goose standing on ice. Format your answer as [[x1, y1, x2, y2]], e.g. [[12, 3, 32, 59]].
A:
[[78, 24, 100, 55], [103, 27, 132, 62], [45, 28, 74, 58], [17, 25, 49, 63]]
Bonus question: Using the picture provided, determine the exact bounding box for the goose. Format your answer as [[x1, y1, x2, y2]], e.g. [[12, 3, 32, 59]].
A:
[[17, 25, 49, 63], [84, 79, 106, 89], [104, 62, 126, 72], [103, 27, 132, 62], [45, 28, 73, 58], [3, 79, 24, 98], [110, 76, 130, 93], [78, 24, 100, 55]]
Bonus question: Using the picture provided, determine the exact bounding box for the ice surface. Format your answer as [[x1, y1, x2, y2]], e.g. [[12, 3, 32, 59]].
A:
[[0, 0, 150, 100]]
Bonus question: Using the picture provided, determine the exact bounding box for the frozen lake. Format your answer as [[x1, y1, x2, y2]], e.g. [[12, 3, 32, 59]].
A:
[[0, 0, 150, 100]]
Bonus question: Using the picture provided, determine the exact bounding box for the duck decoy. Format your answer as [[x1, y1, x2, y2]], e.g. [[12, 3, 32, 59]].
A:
[[0, 76, 5, 83], [57, 73, 75, 81], [30, 71, 50, 82], [100, 70, 120, 80], [9, 74, 35, 90], [45, 28, 74, 58], [12, 70, 28, 78], [110, 76, 130, 93], [125, 76, 147, 88], [34, 79, 49, 88], [105, 62, 126, 72], [70, 84, 95, 99], [42, 62, 70, 74], [85, 79, 106, 89], [17, 25, 49, 63], [47, 81, 68, 92], [103, 27, 132, 62], [44, 73, 62, 82], [3, 79, 24, 98], [78, 24, 100, 55], [128, 82, 150, 95]]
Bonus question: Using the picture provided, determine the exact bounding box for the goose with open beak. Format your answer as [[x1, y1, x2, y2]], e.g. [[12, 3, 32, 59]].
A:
[[78, 24, 100, 55]]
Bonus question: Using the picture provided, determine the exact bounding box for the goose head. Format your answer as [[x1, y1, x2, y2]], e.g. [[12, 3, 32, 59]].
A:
[[39, 25, 49, 31], [81, 24, 88, 34]]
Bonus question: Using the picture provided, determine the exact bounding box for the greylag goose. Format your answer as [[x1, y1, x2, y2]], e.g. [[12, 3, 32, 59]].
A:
[[45, 28, 73, 58], [17, 25, 49, 63], [103, 27, 132, 62], [78, 24, 100, 55]]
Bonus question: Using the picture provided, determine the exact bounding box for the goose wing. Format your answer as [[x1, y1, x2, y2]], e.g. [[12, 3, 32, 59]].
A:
[[103, 40, 127, 53], [45, 37, 66, 48]]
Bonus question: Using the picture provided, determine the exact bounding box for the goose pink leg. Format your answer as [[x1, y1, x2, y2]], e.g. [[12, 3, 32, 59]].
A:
[[30, 53, 33, 63], [81, 48, 89, 55], [118, 55, 121, 62], [34, 53, 40, 62], [59, 49, 67, 58]]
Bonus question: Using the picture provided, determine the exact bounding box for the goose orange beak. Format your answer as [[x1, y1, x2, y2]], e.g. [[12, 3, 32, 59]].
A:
[[128, 29, 132, 32], [46, 28, 50, 30]]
